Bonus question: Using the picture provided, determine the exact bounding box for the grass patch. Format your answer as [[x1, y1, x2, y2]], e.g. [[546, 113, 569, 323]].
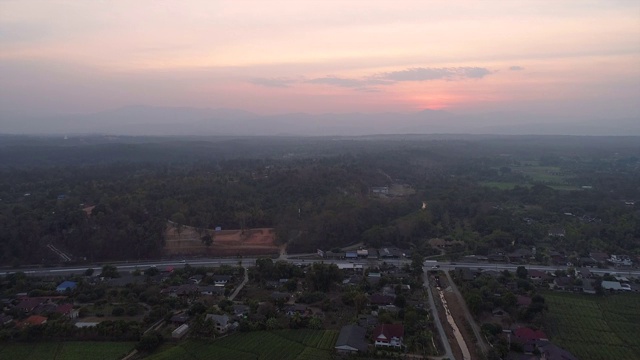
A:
[[479, 181, 529, 190], [0, 342, 134, 360], [547, 184, 581, 191], [513, 166, 565, 183], [545, 292, 640, 360]]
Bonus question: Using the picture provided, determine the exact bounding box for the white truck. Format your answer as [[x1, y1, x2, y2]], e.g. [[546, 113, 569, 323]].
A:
[[423, 260, 439, 269]]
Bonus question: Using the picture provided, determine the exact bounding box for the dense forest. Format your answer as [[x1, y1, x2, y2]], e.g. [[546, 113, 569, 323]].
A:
[[0, 134, 638, 266]]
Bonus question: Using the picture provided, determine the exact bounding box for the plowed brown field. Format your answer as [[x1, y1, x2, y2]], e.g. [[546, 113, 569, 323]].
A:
[[164, 224, 279, 257]]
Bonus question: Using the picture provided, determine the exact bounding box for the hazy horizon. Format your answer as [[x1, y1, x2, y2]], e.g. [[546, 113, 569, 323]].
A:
[[1, 1, 639, 135]]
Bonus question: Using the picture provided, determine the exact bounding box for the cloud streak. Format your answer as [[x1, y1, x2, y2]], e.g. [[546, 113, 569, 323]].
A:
[[305, 76, 393, 89], [380, 67, 492, 81], [251, 66, 493, 90], [249, 77, 297, 88]]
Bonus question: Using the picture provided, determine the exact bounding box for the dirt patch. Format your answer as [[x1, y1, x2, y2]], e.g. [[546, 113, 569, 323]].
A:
[[164, 224, 279, 257], [432, 281, 465, 360]]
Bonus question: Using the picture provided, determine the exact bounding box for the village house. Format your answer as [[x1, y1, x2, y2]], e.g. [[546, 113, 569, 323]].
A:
[[552, 277, 576, 291], [528, 270, 549, 283], [200, 285, 225, 296], [16, 297, 44, 313], [270, 292, 291, 301], [284, 304, 309, 317], [579, 257, 598, 268], [342, 275, 363, 287], [512, 327, 548, 345], [169, 313, 190, 324], [232, 304, 250, 318], [462, 255, 489, 263], [335, 324, 368, 353], [20, 315, 48, 327], [161, 284, 200, 297], [106, 275, 145, 287], [373, 323, 404, 348], [492, 307, 507, 317], [55, 303, 79, 319], [589, 251, 609, 264], [356, 249, 369, 258], [507, 248, 533, 263], [212, 275, 232, 286], [367, 272, 381, 286], [488, 253, 507, 262], [379, 247, 403, 258], [56, 281, 77, 293], [205, 314, 230, 333], [75, 321, 100, 328], [323, 251, 345, 259], [428, 238, 464, 249], [547, 227, 566, 237], [369, 294, 394, 306], [578, 268, 592, 279], [371, 186, 389, 195], [608, 255, 633, 267], [548, 251, 567, 265]]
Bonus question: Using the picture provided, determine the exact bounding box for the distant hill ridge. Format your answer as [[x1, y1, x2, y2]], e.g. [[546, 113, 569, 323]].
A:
[[2, 105, 638, 136]]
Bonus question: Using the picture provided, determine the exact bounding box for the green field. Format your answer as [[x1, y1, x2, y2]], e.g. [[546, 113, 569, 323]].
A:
[[481, 164, 582, 191], [545, 292, 640, 360], [513, 166, 565, 183], [479, 181, 530, 190], [0, 341, 134, 360], [145, 329, 339, 360]]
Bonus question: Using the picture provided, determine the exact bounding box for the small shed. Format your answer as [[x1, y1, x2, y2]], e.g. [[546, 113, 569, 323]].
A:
[[172, 324, 189, 339]]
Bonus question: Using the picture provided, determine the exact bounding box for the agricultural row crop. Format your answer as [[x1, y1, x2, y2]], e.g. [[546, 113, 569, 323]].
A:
[[545, 292, 640, 360]]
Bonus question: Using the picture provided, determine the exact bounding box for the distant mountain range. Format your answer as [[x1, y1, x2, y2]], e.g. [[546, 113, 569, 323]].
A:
[[2, 105, 638, 136]]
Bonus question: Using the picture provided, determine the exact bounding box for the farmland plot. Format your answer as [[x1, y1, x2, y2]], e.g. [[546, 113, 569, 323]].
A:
[[545, 292, 640, 360], [0, 342, 134, 360], [145, 330, 337, 360]]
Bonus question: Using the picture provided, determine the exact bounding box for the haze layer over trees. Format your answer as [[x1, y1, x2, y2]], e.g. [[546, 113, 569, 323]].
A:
[[0, 135, 638, 266]]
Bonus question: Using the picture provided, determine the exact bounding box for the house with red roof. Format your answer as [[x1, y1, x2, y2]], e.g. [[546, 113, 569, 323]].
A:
[[517, 295, 532, 307], [55, 303, 79, 319], [373, 323, 404, 348], [20, 315, 47, 327], [16, 298, 44, 313], [528, 270, 549, 283], [513, 327, 548, 344], [369, 294, 394, 306]]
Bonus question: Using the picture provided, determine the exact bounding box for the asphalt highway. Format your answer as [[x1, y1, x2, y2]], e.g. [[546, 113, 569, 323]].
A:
[[2, 258, 639, 277]]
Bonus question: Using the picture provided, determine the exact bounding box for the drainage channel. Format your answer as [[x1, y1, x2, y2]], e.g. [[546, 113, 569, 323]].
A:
[[438, 288, 471, 360]]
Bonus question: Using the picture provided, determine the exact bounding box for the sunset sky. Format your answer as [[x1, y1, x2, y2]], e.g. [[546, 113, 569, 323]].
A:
[[1, 0, 639, 120]]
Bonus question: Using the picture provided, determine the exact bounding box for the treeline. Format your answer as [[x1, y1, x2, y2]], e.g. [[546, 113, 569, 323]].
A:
[[1, 135, 639, 265]]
